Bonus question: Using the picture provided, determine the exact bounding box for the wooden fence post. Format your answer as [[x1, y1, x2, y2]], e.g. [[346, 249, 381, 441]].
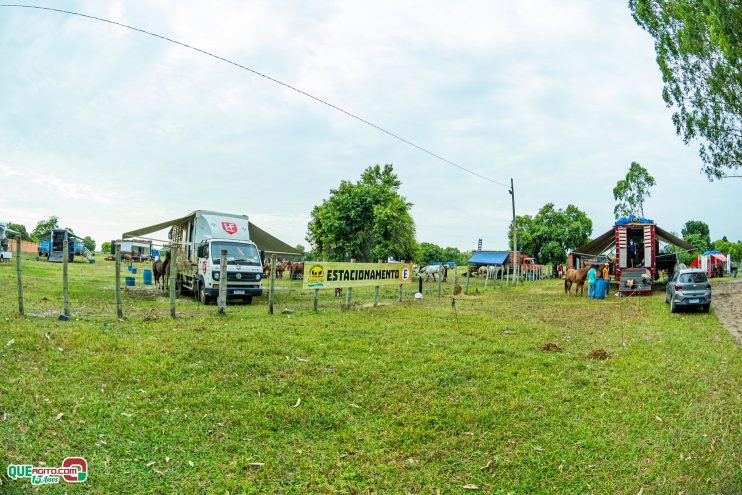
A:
[[506, 266, 510, 287], [218, 249, 228, 314], [345, 258, 355, 309], [15, 236, 24, 315], [169, 246, 177, 318], [398, 283, 403, 302], [437, 263, 442, 298], [465, 268, 470, 294], [62, 239, 69, 316], [268, 254, 276, 314], [374, 286, 379, 307], [313, 288, 319, 311], [115, 245, 123, 319]]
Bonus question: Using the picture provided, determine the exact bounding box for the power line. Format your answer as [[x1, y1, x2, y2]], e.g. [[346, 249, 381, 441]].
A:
[[1, 3, 511, 189]]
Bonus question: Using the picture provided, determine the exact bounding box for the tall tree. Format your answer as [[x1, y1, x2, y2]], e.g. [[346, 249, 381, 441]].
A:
[[681, 220, 711, 246], [307, 164, 418, 262], [31, 215, 59, 242], [508, 203, 593, 265], [83, 236, 96, 252], [613, 162, 656, 218], [629, 0, 741, 179], [101, 241, 112, 254], [417, 242, 444, 266]]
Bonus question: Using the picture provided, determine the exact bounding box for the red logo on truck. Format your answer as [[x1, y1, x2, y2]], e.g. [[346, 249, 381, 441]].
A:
[[221, 222, 237, 235]]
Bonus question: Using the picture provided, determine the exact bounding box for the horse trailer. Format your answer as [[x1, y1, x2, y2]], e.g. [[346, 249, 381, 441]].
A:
[[571, 215, 695, 297], [111, 239, 153, 262]]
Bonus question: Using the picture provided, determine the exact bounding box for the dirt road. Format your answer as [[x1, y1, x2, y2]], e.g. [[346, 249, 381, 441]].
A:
[[713, 279, 742, 345]]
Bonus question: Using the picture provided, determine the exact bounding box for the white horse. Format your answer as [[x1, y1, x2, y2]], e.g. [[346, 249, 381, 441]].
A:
[[418, 265, 443, 281]]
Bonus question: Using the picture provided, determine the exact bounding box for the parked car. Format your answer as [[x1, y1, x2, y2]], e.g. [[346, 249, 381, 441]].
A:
[[665, 268, 711, 313]]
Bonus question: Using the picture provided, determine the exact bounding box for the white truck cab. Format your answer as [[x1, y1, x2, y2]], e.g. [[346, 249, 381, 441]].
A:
[[179, 212, 263, 304]]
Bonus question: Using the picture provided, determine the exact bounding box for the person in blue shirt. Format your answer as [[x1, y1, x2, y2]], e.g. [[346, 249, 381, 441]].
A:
[[587, 264, 598, 299]]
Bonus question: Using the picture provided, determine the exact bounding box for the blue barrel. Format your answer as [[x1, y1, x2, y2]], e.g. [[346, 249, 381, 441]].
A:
[[127, 265, 132, 272], [125, 276, 135, 286], [142, 269, 153, 285], [88, 259, 95, 264], [595, 279, 606, 299], [35, 256, 40, 261], [131, 268, 137, 274]]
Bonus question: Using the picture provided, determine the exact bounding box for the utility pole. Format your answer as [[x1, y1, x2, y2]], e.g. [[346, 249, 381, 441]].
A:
[[510, 178, 517, 286]]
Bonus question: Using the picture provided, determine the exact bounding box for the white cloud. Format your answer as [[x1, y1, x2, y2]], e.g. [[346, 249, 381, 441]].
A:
[[0, 0, 739, 251]]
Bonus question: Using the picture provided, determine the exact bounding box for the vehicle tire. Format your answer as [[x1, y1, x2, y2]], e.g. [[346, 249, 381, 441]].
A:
[[199, 284, 210, 305], [242, 296, 253, 305], [702, 304, 710, 313], [665, 292, 669, 304], [176, 280, 184, 296], [670, 298, 678, 314]]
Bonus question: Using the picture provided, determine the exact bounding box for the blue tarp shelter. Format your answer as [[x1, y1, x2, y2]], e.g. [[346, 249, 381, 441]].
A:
[[468, 251, 509, 266]]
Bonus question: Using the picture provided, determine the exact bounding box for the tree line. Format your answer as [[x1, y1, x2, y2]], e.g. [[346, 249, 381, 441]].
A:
[[304, 162, 741, 268], [5, 216, 96, 252]]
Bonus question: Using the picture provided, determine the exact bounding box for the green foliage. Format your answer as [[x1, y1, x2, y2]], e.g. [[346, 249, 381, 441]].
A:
[[629, 0, 741, 179], [418, 242, 443, 265], [101, 241, 112, 254], [713, 239, 742, 263], [307, 164, 418, 262], [83, 236, 96, 252], [295, 244, 306, 254], [7, 222, 32, 241], [681, 220, 711, 246], [417, 243, 468, 266], [613, 162, 656, 218], [509, 203, 592, 265], [31, 215, 59, 242]]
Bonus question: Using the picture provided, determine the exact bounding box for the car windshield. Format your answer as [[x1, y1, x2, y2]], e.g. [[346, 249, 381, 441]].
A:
[[211, 242, 260, 266], [679, 273, 707, 284]]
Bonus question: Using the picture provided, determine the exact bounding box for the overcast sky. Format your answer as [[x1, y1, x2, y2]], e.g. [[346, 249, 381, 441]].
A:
[[1, 1, 739, 252]]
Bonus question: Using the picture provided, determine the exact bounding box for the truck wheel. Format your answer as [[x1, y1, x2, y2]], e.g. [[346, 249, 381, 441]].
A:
[[670, 298, 678, 314], [242, 296, 253, 305], [199, 284, 210, 305]]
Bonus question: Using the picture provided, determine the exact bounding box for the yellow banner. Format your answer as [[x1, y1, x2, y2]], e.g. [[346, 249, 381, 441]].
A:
[[303, 262, 413, 289]]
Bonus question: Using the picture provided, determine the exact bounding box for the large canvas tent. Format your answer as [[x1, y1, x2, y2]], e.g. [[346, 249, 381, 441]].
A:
[[122, 211, 300, 257]]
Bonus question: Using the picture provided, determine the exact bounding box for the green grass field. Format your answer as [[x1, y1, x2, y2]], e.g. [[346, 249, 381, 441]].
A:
[[1, 254, 740, 494]]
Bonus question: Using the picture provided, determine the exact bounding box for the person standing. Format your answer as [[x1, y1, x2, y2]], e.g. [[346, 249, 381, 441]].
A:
[[587, 264, 598, 299], [602, 262, 610, 296]]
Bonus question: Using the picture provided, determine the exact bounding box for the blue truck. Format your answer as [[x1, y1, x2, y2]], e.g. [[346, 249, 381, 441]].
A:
[[40, 230, 87, 262]]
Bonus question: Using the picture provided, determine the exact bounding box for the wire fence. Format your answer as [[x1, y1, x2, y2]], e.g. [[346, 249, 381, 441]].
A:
[[2, 254, 645, 331]]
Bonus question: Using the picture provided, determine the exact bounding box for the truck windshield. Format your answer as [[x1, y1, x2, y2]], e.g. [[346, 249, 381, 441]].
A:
[[211, 242, 260, 266]]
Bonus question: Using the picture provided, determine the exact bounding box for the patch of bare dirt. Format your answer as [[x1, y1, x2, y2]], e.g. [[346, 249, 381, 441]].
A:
[[586, 349, 611, 360], [540, 343, 564, 353], [712, 279, 742, 345]]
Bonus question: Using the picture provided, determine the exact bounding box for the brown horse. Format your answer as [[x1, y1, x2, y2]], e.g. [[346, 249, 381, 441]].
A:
[[152, 252, 171, 290], [564, 265, 592, 297], [287, 261, 304, 280]]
